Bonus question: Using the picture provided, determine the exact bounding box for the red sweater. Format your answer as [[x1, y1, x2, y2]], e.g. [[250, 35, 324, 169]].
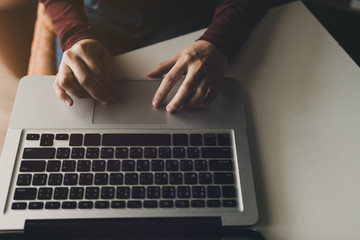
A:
[[40, 0, 267, 60]]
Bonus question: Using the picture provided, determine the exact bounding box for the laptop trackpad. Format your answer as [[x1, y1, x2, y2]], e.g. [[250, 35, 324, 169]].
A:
[[93, 80, 168, 124]]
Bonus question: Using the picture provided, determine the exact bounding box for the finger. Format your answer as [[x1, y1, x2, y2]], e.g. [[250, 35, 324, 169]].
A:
[[66, 56, 113, 104], [152, 59, 187, 108], [146, 54, 179, 77], [165, 68, 204, 113], [53, 76, 73, 106], [184, 75, 213, 108], [197, 78, 223, 108]]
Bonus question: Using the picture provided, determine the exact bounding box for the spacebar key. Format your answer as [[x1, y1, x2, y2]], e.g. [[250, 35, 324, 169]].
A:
[[102, 134, 171, 146]]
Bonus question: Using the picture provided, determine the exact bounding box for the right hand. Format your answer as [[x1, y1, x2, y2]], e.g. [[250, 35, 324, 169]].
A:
[[54, 39, 114, 106]]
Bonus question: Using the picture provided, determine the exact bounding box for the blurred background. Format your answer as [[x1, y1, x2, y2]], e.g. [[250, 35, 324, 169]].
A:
[[0, 0, 359, 155]]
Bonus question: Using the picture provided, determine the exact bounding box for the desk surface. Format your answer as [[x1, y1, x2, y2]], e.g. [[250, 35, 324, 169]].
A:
[[112, 1, 360, 239]]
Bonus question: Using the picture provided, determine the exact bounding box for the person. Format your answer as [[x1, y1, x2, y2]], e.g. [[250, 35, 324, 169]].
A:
[[40, 0, 267, 113]]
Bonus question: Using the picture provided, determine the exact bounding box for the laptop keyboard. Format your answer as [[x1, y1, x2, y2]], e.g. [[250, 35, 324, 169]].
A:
[[11, 132, 238, 211]]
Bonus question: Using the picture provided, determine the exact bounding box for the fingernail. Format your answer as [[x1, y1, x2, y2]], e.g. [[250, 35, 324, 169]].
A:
[[166, 106, 173, 113], [65, 100, 71, 106], [153, 99, 159, 107]]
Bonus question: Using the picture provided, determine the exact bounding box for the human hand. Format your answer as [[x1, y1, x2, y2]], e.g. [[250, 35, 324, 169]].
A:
[[53, 39, 114, 106], [147, 40, 228, 113]]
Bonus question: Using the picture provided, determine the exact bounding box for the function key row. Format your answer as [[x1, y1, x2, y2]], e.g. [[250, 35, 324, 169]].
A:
[[25, 133, 231, 147], [12, 199, 237, 210]]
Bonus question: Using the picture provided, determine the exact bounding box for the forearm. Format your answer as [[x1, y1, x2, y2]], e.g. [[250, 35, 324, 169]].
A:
[[40, 0, 101, 51], [199, 0, 268, 61]]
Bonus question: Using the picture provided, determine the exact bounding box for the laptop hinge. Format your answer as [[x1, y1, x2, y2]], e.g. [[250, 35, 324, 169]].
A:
[[25, 217, 222, 239]]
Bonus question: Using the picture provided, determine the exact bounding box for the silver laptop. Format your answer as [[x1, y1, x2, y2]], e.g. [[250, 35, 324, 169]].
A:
[[0, 75, 259, 238]]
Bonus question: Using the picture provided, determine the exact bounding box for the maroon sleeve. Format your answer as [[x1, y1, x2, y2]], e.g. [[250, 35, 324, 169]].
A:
[[40, 0, 101, 51], [199, 0, 268, 61]]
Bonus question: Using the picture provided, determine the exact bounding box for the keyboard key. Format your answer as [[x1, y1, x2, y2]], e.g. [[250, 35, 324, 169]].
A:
[[17, 174, 32, 186], [190, 134, 202, 146], [62, 160, 76, 172], [38, 188, 53, 200], [122, 160, 135, 171], [12, 202, 27, 210], [207, 186, 221, 198], [46, 202, 61, 209], [29, 202, 44, 210], [86, 148, 99, 159], [125, 173, 138, 185], [55, 134, 69, 140], [64, 173, 79, 186], [173, 134, 188, 146], [32, 174, 47, 186], [23, 148, 55, 159], [79, 201, 93, 209], [127, 201, 142, 208], [217, 134, 230, 146], [177, 186, 190, 199], [201, 148, 232, 158], [69, 187, 84, 199], [147, 186, 160, 199], [116, 187, 130, 199], [132, 186, 146, 199], [56, 148, 70, 159], [48, 174, 63, 186], [151, 160, 164, 171], [95, 201, 110, 209], [84, 134, 101, 146], [77, 160, 91, 172], [166, 160, 179, 171], [92, 160, 106, 172], [47, 161, 61, 172], [222, 186, 236, 198], [40, 134, 54, 146], [20, 161, 46, 172], [144, 147, 157, 158], [115, 148, 128, 158], [191, 200, 205, 208], [175, 200, 189, 208], [14, 188, 37, 200], [111, 201, 126, 208], [195, 160, 208, 171], [192, 186, 206, 198], [180, 160, 193, 171], [62, 201, 77, 209], [159, 147, 171, 158], [69, 134, 83, 146], [79, 173, 93, 185], [184, 173, 197, 184], [159, 200, 174, 208], [101, 187, 115, 199], [204, 134, 216, 146], [187, 147, 200, 158], [144, 200, 158, 208], [140, 173, 153, 185], [207, 200, 221, 208], [169, 173, 183, 185], [155, 173, 168, 185], [130, 147, 142, 158], [137, 160, 150, 171], [102, 134, 171, 146], [95, 173, 108, 185], [54, 187, 69, 200], [199, 172, 212, 184], [209, 160, 233, 171], [110, 173, 123, 185], [107, 161, 121, 174], [223, 200, 237, 207], [214, 173, 234, 184], [85, 187, 100, 199], [26, 134, 40, 141], [101, 148, 114, 158], [162, 186, 176, 199], [173, 147, 185, 158], [71, 148, 85, 159]]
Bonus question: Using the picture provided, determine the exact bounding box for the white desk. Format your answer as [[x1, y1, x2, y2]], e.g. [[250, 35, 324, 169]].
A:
[[111, 1, 360, 239]]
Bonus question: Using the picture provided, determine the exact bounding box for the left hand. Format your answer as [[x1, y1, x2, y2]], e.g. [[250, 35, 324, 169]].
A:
[[147, 40, 228, 113]]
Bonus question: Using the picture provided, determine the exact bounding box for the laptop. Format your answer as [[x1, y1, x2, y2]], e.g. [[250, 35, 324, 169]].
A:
[[0, 75, 261, 239]]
